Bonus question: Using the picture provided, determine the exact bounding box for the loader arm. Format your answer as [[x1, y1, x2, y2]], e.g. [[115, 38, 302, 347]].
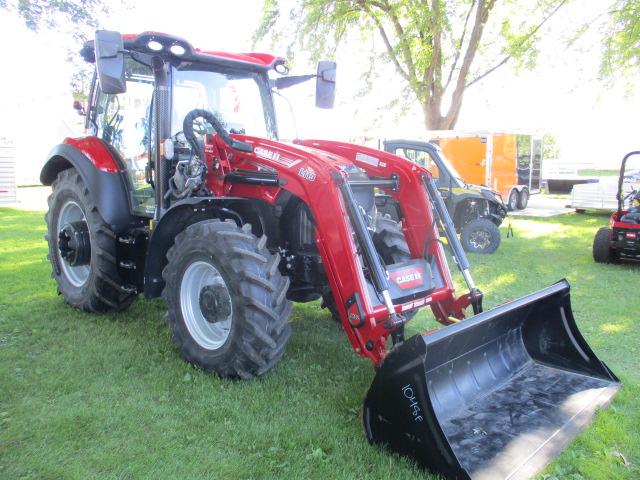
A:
[[298, 139, 482, 322], [205, 136, 436, 364]]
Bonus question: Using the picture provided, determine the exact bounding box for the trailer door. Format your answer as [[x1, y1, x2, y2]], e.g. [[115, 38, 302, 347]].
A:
[[516, 134, 532, 189], [531, 137, 542, 193]]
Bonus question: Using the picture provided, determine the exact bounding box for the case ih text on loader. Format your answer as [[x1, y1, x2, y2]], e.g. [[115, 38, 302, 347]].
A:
[[41, 31, 619, 480]]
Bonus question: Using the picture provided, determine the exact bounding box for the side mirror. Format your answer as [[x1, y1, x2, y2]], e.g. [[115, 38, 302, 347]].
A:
[[316, 61, 336, 109], [95, 30, 126, 94]]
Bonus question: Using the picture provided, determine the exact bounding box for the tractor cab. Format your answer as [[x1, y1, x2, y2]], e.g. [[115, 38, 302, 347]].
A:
[[81, 31, 335, 221]]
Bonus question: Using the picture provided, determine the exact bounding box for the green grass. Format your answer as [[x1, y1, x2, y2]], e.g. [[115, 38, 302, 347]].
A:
[[1, 207, 638, 480]]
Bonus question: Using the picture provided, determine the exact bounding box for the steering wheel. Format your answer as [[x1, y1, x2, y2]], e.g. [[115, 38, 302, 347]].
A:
[[182, 109, 253, 158]]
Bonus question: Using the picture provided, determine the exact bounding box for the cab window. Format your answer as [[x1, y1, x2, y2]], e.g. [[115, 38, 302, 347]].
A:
[[90, 56, 155, 216], [397, 148, 440, 180]]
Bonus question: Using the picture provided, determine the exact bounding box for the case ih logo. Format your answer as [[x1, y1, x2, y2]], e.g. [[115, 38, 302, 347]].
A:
[[391, 266, 423, 289], [254, 147, 281, 162], [254, 147, 302, 169]]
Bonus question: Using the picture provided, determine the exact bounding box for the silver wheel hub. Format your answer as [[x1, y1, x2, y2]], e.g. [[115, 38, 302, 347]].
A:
[[57, 200, 90, 287], [181, 261, 233, 350]]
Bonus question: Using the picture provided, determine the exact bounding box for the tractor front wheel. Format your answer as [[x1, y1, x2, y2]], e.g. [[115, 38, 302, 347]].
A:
[[45, 168, 136, 312], [460, 218, 501, 254], [592, 227, 616, 263], [162, 219, 292, 379]]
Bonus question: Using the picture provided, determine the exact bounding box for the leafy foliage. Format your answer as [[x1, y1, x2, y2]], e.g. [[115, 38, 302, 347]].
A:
[[0, 1, 117, 103], [255, 0, 569, 130], [1, 0, 112, 43], [599, 0, 640, 90], [543, 132, 561, 161]]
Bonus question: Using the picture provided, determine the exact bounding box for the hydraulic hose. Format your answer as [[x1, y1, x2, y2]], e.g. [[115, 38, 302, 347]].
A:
[[183, 109, 253, 155]]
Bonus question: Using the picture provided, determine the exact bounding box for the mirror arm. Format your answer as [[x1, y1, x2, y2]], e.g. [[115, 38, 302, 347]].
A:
[[273, 75, 316, 90]]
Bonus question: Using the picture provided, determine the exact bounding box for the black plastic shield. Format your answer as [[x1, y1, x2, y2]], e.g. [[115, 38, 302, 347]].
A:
[[362, 280, 619, 480]]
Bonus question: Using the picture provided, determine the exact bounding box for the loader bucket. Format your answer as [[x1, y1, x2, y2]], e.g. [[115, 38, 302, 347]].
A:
[[362, 280, 619, 480]]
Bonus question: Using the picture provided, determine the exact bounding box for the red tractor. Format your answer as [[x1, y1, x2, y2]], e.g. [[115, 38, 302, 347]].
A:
[[593, 151, 640, 264], [41, 31, 619, 479]]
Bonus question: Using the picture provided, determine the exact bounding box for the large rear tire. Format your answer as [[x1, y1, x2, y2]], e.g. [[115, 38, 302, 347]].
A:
[[162, 219, 292, 379], [45, 168, 136, 312], [460, 218, 501, 254], [593, 227, 616, 263]]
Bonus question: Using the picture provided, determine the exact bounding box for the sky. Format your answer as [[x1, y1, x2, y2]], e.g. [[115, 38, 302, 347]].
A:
[[0, 0, 637, 183]]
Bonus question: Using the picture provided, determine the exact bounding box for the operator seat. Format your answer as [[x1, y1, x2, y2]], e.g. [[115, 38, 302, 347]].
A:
[[620, 190, 640, 223], [620, 210, 640, 223]]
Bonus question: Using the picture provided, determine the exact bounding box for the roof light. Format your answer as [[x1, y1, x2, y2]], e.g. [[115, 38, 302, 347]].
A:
[[274, 60, 289, 75], [170, 44, 186, 56], [148, 40, 163, 51]]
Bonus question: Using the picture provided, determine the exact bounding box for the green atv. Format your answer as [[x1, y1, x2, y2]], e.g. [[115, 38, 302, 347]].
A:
[[379, 139, 508, 254]]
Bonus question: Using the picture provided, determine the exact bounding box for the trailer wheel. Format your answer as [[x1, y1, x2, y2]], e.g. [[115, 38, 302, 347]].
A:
[[507, 190, 518, 211], [45, 168, 136, 312], [460, 218, 501, 254], [162, 219, 292, 379], [517, 188, 529, 210], [592, 227, 616, 264], [322, 215, 413, 322]]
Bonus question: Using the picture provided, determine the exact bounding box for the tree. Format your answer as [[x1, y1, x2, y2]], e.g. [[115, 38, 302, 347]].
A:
[[1, 1, 116, 101], [542, 132, 560, 162], [599, 0, 640, 89], [1, 0, 112, 43], [255, 0, 569, 130]]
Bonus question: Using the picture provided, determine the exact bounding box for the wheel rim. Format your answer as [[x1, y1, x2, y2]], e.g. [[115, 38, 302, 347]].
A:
[[181, 261, 233, 350], [469, 228, 492, 250], [57, 200, 90, 287]]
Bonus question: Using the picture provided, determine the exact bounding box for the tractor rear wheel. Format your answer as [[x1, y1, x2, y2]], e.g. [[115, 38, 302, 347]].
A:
[[162, 219, 292, 379], [45, 168, 136, 312], [593, 227, 616, 263], [460, 218, 501, 254]]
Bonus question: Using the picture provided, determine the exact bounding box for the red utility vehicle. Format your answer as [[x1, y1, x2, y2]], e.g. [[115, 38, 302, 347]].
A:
[[593, 151, 640, 263], [41, 31, 619, 480]]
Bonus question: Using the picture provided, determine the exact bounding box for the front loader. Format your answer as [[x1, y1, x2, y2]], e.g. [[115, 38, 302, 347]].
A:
[[41, 31, 619, 479]]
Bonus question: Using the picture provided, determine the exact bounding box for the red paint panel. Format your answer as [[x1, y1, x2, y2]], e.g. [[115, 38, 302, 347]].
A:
[[63, 137, 120, 173]]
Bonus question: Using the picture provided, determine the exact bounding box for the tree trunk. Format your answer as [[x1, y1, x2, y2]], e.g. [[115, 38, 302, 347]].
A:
[[422, 92, 464, 131], [421, 0, 495, 131]]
